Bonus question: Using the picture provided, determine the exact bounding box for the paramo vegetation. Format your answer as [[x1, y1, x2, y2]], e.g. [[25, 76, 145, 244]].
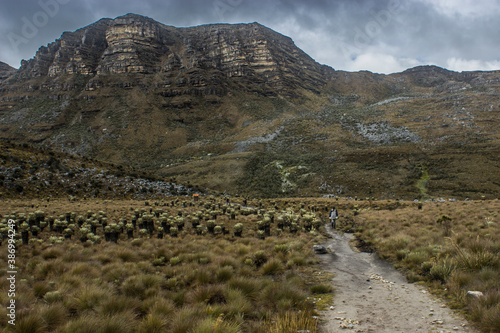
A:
[[0, 197, 333, 333], [0, 196, 498, 332]]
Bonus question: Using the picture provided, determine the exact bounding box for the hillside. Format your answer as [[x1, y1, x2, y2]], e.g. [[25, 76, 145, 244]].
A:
[[0, 14, 498, 199], [0, 140, 195, 199]]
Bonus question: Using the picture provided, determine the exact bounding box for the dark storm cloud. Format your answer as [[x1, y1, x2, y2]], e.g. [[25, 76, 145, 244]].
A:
[[0, 0, 499, 73]]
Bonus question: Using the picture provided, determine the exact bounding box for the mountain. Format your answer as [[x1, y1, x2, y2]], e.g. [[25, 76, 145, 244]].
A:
[[0, 14, 499, 199]]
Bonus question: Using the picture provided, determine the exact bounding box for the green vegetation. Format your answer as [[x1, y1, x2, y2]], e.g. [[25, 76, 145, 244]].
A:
[[416, 165, 430, 200], [237, 151, 283, 198]]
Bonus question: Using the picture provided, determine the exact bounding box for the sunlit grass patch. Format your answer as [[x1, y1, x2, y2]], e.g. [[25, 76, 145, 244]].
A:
[[259, 310, 319, 333]]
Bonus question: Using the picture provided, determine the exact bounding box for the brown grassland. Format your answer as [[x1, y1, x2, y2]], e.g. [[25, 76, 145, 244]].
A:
[[0, 197, 333, 333], [0, 196, 498, 332]]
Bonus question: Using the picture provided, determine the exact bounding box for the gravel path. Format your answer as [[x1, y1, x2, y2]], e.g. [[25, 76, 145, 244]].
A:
[[317, 226, 478, 333]]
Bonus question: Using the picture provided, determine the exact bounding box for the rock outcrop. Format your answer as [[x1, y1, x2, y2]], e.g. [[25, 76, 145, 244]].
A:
[[0, 62, 16, 83], [10, 14, 331, 95]]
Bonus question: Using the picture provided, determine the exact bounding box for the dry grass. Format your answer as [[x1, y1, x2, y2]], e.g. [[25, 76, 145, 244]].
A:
[[0, 197, 331, 332], [350, 199, 500, 332]]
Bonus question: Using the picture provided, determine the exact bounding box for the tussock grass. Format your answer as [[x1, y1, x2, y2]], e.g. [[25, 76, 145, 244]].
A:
[[73, 285, 111, 313], [98, 295, 141, 316], [193, 315, 242, 333], [1, 197, 331, 332], [61, 314, 102, 333], [40, 303, 68, 330], [14, 312, 47, 333], [136, 313, 168, 333], [261, 259, 285, 276], [310, 284, 334, 294], [259, 310, 318, 333], [98, 311, 136, 333]]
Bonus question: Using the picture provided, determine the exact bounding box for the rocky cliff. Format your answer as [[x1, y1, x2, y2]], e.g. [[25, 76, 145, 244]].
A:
[[9, 14, 330, 94], [0, 62, 16, 83], [0, 14, 498, 199]]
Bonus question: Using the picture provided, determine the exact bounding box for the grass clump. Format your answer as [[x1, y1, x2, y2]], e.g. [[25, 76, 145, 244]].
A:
[[260, 311, 318, 333], [310, 284, 334, 294]]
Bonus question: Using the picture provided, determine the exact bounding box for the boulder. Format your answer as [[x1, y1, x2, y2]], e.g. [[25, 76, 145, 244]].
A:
[[313, 245, 328, 254], [466, 291, 484, 299]]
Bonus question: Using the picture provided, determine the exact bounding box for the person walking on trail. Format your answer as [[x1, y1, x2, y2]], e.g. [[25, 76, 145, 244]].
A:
[[329, 207, 338, 229]]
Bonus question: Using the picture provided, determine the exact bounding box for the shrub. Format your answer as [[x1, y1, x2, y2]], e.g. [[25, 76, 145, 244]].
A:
[[170, 256, 181, 266], [214, 225, 223, 235], [257, 230, 266, 239], [207, 220, 216, 233], [253, 250, 267, 267], [233, 223, 243, 237]]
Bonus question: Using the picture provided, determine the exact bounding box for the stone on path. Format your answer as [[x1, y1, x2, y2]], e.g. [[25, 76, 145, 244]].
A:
[[313, 245, 328, 254]]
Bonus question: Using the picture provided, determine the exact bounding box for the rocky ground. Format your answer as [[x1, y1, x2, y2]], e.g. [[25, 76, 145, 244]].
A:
[[318, 225, 478, 333]]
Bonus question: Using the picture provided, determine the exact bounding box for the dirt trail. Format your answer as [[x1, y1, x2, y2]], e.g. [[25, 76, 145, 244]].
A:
[[318, 225, 478, 333]]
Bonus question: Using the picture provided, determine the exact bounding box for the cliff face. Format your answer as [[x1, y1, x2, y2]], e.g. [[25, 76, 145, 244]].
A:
[[0, 14, 499, 199], [11, 14, 330, 94]]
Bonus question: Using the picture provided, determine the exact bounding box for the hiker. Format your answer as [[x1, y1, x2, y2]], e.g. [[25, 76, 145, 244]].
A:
[[329, 207, 339, 229]]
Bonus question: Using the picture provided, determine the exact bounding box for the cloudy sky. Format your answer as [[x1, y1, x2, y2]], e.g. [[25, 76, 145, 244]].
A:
[[1, 0, 500, 74]]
